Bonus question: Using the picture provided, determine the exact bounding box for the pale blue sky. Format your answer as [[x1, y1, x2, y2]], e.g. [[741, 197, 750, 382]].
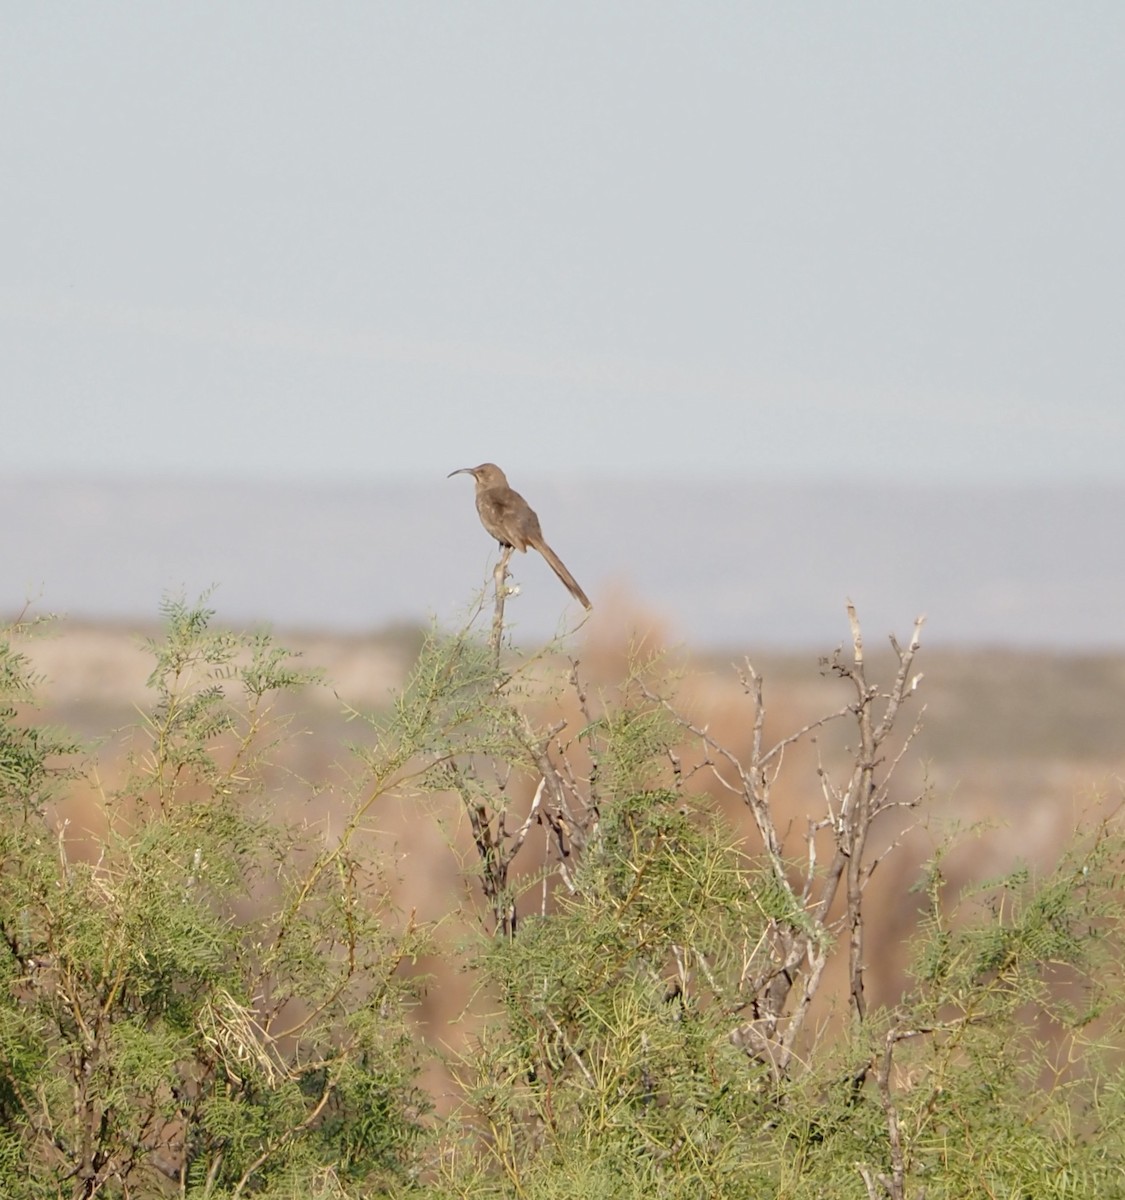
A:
[[3, 4, 1123, 484]]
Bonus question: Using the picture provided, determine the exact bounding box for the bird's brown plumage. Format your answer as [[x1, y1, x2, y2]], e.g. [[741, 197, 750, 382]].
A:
[[448, 462, 592, 610]]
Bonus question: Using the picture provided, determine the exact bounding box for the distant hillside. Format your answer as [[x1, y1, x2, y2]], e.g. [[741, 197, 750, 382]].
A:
[[4, 475, 1122, 648]]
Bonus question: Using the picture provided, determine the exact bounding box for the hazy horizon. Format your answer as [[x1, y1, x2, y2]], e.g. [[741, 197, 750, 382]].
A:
[[7, 474, 1122, 652]]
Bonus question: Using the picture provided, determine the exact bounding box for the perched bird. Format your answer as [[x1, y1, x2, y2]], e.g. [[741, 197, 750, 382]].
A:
[[448, 462, 592, 610]]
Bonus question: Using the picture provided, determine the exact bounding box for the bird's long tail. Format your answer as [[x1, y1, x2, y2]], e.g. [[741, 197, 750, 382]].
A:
[[529, 537, 592, 610]]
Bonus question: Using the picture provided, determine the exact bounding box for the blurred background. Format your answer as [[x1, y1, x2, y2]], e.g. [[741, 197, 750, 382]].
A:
[[2, 4, 1123, 649]]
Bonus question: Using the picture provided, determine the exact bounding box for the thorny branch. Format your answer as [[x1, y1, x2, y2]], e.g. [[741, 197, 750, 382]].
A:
[[451, 599, 928, 1092], [597, 607, 924, 1077]]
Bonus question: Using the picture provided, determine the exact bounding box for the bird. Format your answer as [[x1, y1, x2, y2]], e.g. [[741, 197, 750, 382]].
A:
[[448, 462, 592, 610]]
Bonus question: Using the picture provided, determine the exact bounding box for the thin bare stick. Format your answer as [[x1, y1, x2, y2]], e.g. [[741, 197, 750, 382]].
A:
[[489, 546, 514, 666], [510, 777, 547, 857]]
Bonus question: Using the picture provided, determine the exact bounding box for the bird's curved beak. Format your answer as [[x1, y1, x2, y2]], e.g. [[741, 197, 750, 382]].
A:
[[447, 467, 472, 478]]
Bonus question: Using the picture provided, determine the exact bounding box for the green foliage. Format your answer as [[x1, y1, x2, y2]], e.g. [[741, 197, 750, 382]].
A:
[[417, 624, 1125, 1199], [0, 615, 81, 813], [1, 598, 1123, 1199], [0, 599, 428, 1199]]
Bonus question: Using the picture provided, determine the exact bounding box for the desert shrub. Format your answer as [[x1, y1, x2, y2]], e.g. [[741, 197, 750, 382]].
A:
[[0, 599, 429, 1199], [1, 592, 1123, 1199], [405, 596, 1125, 1199]]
